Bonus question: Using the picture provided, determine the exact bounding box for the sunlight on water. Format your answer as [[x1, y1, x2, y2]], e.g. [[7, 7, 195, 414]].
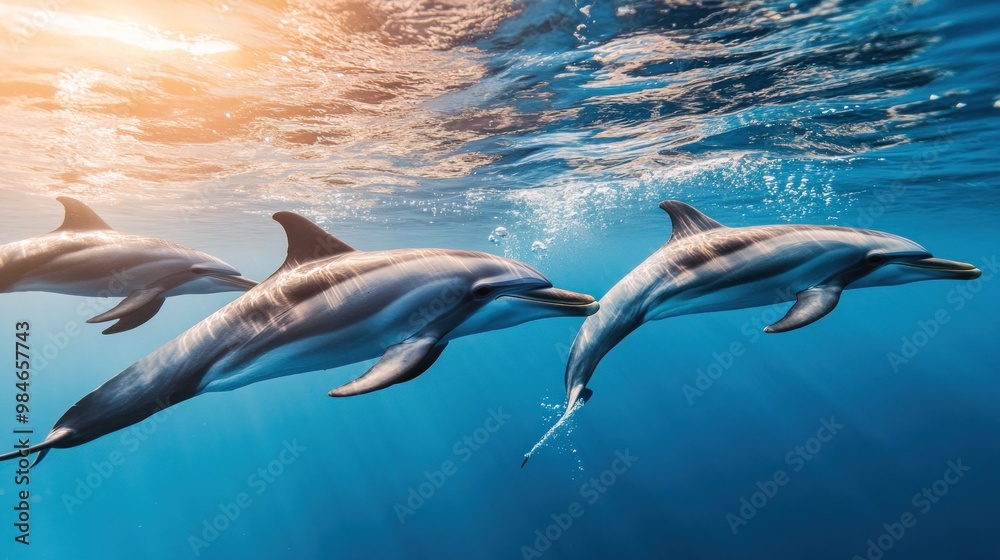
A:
[[0, 0, 975, 224], [0, 4, 238, 54]]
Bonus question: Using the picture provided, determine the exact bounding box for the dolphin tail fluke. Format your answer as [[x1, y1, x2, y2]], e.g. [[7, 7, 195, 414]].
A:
[[565, 385, 592, 414], [31, 448, 51, 467], [0, 428, 73, 466]]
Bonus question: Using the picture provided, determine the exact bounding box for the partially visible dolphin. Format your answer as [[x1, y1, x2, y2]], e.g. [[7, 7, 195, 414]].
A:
[[0, 197, 257, 333], [523, 200, 981, 466], [0, 211, 598, 464]]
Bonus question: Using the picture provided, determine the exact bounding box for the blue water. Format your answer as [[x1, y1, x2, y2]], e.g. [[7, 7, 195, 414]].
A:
[[1, 0, 999, 558]]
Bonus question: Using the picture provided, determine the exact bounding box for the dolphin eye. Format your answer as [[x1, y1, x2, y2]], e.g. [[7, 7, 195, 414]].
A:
[[867, 254, 887, 265], [473, 286, 494, 298]]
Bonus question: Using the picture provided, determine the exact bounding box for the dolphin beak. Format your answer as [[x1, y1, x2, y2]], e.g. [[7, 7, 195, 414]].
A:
[[502, 287, 600, 316], [896, 257, 982, 280], [217, 275, 259, 291]]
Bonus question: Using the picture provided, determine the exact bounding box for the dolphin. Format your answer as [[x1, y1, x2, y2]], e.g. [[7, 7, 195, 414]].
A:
[[0, 211, 598, 464], [522, 200, 981, 466], [0, 197, 258, 333]]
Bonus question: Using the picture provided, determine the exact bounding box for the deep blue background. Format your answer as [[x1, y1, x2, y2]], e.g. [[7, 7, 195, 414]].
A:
[[2, 0, 999, 558]]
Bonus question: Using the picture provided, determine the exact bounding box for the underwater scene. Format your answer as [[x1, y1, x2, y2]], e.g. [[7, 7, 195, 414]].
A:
[[0, 0, 998, 558]]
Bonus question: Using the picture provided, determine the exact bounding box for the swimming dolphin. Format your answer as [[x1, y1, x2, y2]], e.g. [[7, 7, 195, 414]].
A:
[[522, 200, 981, 466], [0, 197, 257, 333], [0, 211, 598, 464]]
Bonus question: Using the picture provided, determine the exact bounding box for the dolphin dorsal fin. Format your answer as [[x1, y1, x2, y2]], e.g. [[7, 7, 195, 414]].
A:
[[272, 211, 357, 269], [55, 197, 113, 231], [659, 200, 726, 242]]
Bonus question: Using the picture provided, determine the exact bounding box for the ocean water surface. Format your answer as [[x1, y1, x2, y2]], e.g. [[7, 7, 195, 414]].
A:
[[0, 0, 998, 558]]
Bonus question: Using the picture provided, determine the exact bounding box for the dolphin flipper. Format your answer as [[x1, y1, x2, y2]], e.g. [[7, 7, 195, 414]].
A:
[[87, 287, 165, 324], [100, 295, 166, 334], [764, 285, 843, 333], [86, 264, 254, 333], [328, 338, 446, 397]]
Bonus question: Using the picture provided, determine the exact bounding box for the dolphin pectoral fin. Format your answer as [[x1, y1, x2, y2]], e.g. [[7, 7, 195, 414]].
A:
[[100, 296, 166, 334], [764, 286, 843, 333], [87, 267, 192, 326], [392, 342, 448, 385], [87, 288, 165, 324], [86, 264, 236, 329], [87, 288, 167, 334], [328, 338, 445, 397]]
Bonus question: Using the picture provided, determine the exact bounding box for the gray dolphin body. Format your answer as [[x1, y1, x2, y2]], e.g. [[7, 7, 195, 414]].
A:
[[0, 197, 257, 333], [530, 200, 980, 462], [1, 212, 598, 464]]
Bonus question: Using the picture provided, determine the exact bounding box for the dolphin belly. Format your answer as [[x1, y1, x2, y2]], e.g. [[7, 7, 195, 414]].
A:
[[196, 330, 385, 393], [194, 293, 421, 394]]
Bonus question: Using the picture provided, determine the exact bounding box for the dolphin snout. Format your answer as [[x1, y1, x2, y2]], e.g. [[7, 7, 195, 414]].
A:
[[503, 287, 600, 316], [897, 257, 982, 280], [220, 275, 260, 290]]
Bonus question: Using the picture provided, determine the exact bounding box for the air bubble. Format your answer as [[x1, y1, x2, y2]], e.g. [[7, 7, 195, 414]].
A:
[[488, 226, 509, 244]]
